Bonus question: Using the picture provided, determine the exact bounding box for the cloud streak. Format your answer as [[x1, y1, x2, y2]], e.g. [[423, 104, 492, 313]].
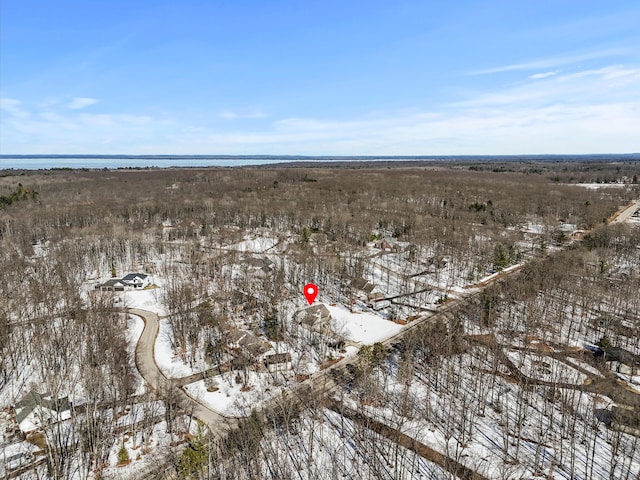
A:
[[470, 48, 629, 75], [67, 97, 99, 109], [529, 71, 558, 80]]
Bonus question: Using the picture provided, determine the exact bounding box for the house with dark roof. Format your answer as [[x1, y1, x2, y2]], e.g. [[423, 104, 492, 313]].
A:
[[121, 273, 150, 289], [599, 347, 640, 374], [376, 237, 400, 252], [96, 273, 151, 291], [95, 278, 126, 292]]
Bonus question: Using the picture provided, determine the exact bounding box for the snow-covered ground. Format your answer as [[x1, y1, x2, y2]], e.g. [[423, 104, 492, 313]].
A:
[[326, 304, 403, 344], [225, 236, 278, 252], [154, 319, 195, 379], [122, 286, 167, 316], [506, 351, 588, 385], [103, 416, 194, 480], [185, 371, 287, 417], [574, 183, 628, 189], [340, 348, 640, 480]]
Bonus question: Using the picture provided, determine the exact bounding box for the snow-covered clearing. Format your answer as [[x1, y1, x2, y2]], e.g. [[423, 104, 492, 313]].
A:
[[225, 236, 278, 252], [185, 371, 287, 417], [122, 287, 167, 316], [326, 304, 403, 344], [154, 319, 196, 378]]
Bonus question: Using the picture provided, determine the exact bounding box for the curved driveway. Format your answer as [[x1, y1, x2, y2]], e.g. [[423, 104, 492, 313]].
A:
[[128, 308, 235, 437]]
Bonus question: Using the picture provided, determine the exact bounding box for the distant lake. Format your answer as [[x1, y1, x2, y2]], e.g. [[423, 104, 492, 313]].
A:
[[0, 157, 287, 170]]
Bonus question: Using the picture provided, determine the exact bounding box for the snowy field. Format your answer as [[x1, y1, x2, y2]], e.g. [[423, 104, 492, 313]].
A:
[[185, 371, 288, 417], [326, 304, 404, 344]]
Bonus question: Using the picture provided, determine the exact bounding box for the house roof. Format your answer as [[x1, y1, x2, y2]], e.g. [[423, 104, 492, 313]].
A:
[[99, 279, 125, 287], [14, 390, 70, 424], [122, 273, 149, 282], [381, 237, 399, 246], [242, 257, 274, 269], [352, 278, 376, 294], [602, 347, 640, 365], [297, 304, 332, 328], [228, 330, 268, 355], [264, 352, 292, 365]]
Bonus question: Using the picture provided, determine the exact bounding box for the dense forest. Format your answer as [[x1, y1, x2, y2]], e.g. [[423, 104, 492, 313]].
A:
[[1, 160, 639, 479]]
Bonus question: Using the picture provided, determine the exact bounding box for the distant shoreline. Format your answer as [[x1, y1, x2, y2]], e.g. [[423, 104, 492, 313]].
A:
[[1, 154, 639, 170]]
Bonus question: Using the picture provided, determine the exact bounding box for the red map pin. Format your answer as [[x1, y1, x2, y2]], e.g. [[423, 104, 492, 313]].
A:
[[303, 283, 318, 305]]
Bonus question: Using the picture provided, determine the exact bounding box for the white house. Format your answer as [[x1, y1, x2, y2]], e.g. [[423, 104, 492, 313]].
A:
[[121, 273, 151, 290]]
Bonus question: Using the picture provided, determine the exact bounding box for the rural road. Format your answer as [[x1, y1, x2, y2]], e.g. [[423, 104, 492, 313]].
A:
[[611, 199, 640, 224], [128, 308, 235, 437]]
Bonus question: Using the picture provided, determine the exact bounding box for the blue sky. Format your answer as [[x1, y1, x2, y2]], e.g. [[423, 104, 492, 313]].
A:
[[1, 0, 639, 155]]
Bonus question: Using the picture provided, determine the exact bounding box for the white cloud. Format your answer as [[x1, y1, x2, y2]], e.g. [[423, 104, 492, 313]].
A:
[[0, 97, 30, 119], [529, 71, 558, 80], [219, 110, 267, 120], [67, 97, 99, 109]]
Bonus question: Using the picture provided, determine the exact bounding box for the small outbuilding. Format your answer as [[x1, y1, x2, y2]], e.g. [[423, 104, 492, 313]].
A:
[[264, 352, 292, 373]]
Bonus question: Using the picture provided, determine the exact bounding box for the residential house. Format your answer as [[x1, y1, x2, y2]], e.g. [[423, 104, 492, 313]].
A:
[[599, 346, 640, 374], [242, 256, 274, 271], [121, 273, 150, 290], [297, 304, 332, 332], [227, 330, 269, 358], [376, 237, 412, 253], [351, 278, 377, 300], [12, 390, 71, 434], [95, 278, 126, 292], [369, 298, 391, 310], [96, 272, 151, 291], [376, 237, 400, 252], [264, 352, 292, 373]]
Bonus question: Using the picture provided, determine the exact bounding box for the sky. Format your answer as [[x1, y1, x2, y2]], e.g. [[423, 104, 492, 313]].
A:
[[1, 0, 639, 155]]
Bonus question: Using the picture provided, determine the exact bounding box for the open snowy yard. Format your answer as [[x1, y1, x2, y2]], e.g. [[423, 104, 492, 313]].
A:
[[326, 304, 403, 344]]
